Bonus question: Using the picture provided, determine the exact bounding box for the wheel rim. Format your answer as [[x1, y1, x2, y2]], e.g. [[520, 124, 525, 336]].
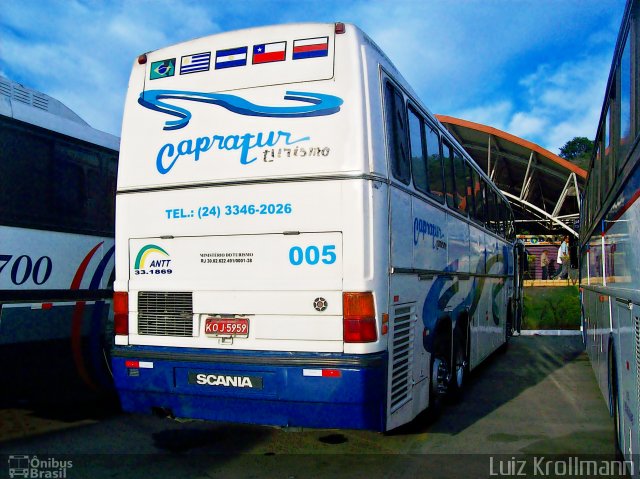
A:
[[432, 357, 450, 396], [455, 360, 465, 389]]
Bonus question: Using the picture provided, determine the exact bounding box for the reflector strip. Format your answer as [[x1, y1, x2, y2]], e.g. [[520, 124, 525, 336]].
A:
[[125, 361, 153, 369], [302, 369, 341, 377]]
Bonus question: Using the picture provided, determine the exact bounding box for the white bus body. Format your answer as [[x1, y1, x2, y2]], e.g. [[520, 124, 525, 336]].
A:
[[580, 0, 640, 468], [0, 76, 118, 397], [112, 23, 516, 431]]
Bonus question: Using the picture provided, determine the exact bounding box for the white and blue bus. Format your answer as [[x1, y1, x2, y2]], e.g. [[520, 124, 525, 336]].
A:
[[580, 0, 640, 465], [0, 76, 118, 399], [112, 22, 519, 431]]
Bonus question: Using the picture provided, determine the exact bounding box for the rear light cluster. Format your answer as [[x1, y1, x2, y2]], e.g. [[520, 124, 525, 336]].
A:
[[342, 292, 377, 343], [113, 291, 129, 335]]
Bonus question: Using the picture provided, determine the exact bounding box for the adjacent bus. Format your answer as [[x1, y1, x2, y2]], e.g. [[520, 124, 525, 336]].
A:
[[112, 22, 519, 431], [580, 0, 640, 464], [0, 75, 119, 399]]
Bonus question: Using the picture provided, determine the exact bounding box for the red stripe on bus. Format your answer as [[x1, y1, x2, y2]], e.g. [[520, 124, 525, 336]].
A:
[[605, 188, 640, 234], [70, 242, 105, 392]]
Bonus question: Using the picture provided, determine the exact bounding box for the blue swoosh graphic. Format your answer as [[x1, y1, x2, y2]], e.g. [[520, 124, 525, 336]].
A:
[[138, 90, 344, 130]]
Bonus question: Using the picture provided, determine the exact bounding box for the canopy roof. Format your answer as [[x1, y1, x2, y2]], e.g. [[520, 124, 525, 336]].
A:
[[436, 115, 587, 237]]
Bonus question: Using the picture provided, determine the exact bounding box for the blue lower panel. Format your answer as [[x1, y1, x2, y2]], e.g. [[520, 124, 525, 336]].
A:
[[112, 347, 387, 431]]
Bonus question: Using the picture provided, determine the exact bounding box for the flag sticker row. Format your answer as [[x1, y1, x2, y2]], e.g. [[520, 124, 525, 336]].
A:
[[292, 37, 329, 60], [180, 52, 211, 75], [216, 46, 248, 69], [253, 41, 286, 64], [149, 36, 329, 80]]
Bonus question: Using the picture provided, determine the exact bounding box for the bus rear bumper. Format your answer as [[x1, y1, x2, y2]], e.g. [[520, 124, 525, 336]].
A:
[[111, 346, 387, 431]]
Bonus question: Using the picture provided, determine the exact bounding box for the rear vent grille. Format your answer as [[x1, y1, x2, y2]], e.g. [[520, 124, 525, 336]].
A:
[[13, 86, 30, 105], [32, 93, 49, 110], [389, 304, 415, 412], [138, 292, 193, 337], [0, 79, 11, 97], [0, 79, 50, 111]]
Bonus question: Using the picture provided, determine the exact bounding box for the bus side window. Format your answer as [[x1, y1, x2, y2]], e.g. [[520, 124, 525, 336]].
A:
[[0, 121, 50, 226], [481, 180, 489, 228], [408, 106, 427, 193], [492, 192, 500, 234], [619, 34, 631, 169], [465, 162, 475, 220], [384, 82, 410, 184], [498, 197, 507, 237], [486, 188, 497, 233], [509, 210, 516, 240], [472, 169, 484, 225], [425, 123, 444, 203], [53, 143, 88, 222], [453, 150, 467, 215], [443, 141, 456, 210]]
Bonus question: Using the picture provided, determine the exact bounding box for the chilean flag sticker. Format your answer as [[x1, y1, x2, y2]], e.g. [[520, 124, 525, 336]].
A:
[[292, 36, 329, 60], [253, 41, 287, 64]]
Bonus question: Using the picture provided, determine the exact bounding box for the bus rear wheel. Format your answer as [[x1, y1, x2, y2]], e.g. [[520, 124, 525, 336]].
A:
[[429, 334, 451, 415], [448, 328, 469, 403]]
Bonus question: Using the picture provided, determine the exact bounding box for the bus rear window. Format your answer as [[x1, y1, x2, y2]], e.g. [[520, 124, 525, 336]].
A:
[[384, 82, 410, 184]]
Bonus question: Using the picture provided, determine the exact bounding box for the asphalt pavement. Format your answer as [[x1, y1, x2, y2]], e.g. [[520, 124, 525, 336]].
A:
[[0, 336, 622, 479]]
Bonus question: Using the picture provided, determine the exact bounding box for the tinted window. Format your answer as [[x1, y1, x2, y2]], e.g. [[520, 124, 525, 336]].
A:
[[443, 141, 456, 209], [384, 83, 410, 184], [425, 124, 444, 202], [619, 36, 631, 167], [408, 107, 428, 193], [453, 151, 467, 215], [472, 169, 484, 224], [0, 116, 117, 236], [487, 189, 497, 233], [497, 197, 507, 237], [465, 162, 475, 218]]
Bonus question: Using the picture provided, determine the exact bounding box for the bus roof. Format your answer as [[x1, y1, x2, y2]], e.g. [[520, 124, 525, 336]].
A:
[[0, 75, 119, 151]]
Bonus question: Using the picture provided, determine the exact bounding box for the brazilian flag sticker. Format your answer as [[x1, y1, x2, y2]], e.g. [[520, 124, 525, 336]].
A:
[[150, 59, 175, 80]]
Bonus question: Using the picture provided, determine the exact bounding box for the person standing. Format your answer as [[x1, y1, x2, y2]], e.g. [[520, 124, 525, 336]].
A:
[[554, 236, 569, 279], [540, 250, 550, 280]]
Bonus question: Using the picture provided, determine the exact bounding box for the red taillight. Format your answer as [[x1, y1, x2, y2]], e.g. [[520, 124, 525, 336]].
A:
[[113, 291, 129, 335], [335, 22, 346, 34], [343, 292, 377, 343]]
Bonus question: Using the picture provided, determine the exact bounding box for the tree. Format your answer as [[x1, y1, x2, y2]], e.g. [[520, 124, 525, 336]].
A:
[[559, 137, 594, 170]]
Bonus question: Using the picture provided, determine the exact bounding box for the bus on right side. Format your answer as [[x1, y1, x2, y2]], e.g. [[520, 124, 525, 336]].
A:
[[580, 0, 640, 464]]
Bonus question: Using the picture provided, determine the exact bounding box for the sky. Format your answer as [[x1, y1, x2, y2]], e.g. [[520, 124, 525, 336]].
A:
[[0, 0, 627, 154]]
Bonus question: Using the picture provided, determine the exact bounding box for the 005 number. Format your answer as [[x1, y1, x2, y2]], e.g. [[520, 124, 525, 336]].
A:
[[288, 245, 337, 266]]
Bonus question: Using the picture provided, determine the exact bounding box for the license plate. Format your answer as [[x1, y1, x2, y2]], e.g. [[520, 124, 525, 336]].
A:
[[205, 317, 249, 337]]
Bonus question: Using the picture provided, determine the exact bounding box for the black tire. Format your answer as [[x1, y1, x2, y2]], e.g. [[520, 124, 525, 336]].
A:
[[506, 300, 514, 338], [428, 335, 451, 417], [448, 326, 469, 403]]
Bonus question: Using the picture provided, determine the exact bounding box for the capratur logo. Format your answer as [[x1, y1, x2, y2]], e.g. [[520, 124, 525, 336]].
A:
[[413, 217, 446, 249], [138, 90, 344, 130]]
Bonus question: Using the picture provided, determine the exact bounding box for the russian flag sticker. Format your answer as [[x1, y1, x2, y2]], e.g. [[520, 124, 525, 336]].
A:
[[292, 36, 329, 60], [253, 41, 287, 64]]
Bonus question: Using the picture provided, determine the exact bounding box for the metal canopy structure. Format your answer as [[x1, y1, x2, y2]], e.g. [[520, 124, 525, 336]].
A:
[[436, 115, 588, 237]]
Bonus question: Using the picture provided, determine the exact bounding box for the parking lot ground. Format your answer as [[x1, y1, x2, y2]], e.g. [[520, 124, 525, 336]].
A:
[[0, 336, 624, 478]]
